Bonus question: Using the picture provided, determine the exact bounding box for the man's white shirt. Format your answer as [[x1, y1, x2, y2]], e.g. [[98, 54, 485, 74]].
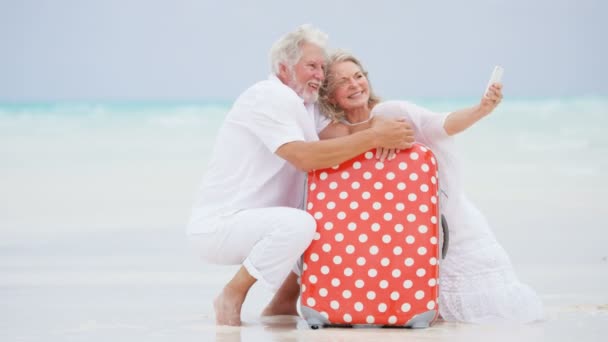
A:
[[187, 75, 319, 234]]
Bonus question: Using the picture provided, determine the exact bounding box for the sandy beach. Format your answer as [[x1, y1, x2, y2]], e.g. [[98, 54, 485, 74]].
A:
[[1, 228, 607, 342]]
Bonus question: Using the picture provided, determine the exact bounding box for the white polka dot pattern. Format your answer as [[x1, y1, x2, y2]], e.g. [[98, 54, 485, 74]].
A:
[[301, 144, 440, 326]]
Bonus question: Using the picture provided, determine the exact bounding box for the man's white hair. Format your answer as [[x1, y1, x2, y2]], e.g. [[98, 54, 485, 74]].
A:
[[269, 24, 329, 75]]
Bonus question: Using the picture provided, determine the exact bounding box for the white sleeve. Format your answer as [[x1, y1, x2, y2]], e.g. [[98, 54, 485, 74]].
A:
[[402, 101, 451, 142], [232, 93, 307, 153], [373, 100, 451, 144], [314, 105, 331, 134]]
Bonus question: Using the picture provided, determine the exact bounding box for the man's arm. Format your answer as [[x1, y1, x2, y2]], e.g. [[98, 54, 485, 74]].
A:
[[277, 116, 414, 172], [318, 122, 349, 140], [444, 83, 503, 136]]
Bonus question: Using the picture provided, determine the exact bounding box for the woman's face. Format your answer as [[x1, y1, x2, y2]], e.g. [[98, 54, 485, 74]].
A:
[[329, 61, 370, 112]]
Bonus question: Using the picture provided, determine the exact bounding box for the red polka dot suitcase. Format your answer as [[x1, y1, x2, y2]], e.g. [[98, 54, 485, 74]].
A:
[[300, 143, 446, 329]]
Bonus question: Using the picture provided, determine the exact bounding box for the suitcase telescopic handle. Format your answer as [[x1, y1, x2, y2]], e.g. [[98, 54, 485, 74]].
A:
[[440, 214, 449, 259]]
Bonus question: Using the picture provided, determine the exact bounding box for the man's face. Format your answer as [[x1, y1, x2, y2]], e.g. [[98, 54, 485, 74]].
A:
[[285, 43, 326, 104]]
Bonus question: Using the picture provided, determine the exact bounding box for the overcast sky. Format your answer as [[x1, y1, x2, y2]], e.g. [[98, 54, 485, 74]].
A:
[[1, 0, 606, 102]]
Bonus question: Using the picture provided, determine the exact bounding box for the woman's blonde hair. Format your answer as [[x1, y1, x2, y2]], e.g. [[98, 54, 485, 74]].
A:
[[318, 50, 381, 122]]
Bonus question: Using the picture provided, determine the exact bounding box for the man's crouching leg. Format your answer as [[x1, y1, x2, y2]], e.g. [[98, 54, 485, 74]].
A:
[[261, 271, 301, 316], [209, 207, 315, 324], [214, 266, 257, 326], [256, 209, 315, 317]]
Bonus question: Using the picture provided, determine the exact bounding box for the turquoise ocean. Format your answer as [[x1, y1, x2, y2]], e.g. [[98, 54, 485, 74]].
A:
[[1, 97, 607, 340]]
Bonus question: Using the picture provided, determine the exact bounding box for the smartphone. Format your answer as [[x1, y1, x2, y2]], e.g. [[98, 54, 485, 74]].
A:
[[485, 65, 504, 96]]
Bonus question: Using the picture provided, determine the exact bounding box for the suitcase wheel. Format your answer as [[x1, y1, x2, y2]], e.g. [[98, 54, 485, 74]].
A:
[[300, 306, 329, 330]]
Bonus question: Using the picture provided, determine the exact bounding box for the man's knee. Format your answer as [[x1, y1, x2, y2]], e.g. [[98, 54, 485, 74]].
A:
[[287, 209, 317, 246], [301, 210, 317, 240]]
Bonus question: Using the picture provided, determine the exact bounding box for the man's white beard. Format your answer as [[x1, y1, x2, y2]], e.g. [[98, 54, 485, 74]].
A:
[[288, 73, 319, 104]]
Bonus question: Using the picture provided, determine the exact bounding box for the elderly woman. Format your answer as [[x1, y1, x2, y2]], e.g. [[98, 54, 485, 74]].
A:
[[316, 51, 544, 324]]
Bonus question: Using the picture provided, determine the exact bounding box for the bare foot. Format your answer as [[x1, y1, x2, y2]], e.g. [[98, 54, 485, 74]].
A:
[[214, 288, 244, 326]]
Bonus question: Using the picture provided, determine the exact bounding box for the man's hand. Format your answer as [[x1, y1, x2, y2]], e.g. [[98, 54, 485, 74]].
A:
[[370, 115, 415, 153]]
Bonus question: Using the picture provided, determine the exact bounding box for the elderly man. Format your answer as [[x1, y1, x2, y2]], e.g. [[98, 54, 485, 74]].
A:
[[187, 24, 414, 326]]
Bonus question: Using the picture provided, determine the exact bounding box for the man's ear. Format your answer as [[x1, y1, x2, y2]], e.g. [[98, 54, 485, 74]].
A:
[[278, 63, 293, 82]]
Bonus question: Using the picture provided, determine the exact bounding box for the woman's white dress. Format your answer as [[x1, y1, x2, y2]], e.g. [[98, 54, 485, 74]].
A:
[[364, 101, 545, 323]]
